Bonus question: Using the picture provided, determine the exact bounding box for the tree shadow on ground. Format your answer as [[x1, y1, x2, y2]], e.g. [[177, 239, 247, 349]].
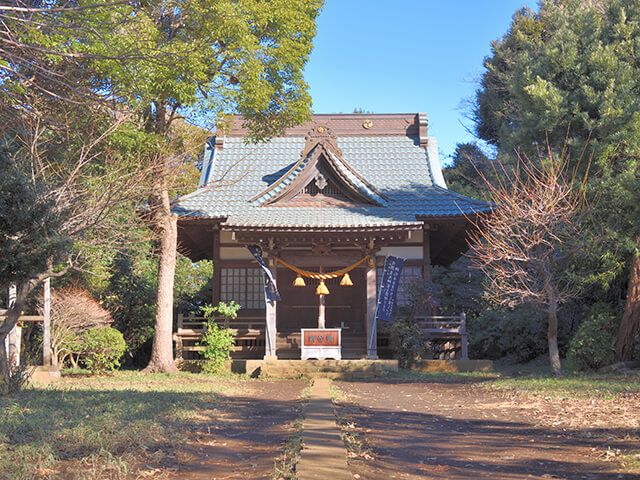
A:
[[0, 379, 305, 479], [335, 379, 640, 480]]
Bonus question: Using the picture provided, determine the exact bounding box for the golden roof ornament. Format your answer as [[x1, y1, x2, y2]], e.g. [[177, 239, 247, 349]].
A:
[[301, 125, 342, 158]]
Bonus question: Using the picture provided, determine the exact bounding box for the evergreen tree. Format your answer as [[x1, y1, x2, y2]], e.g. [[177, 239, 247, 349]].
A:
[[473, 0, 640, 360], [443, 143, 496, 199]]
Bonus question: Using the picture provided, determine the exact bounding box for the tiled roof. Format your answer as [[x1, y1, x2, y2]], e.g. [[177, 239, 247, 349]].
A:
[[174, 128, 491, 230]]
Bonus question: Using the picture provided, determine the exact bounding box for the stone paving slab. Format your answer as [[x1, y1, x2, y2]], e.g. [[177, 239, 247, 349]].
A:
[[297, 378, 352, 480]]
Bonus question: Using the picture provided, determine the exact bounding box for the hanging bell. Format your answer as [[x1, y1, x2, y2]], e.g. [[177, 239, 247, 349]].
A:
[[316, 280, 330, 295], [340, 273, 353, 286], [293, 275, 306, 287]]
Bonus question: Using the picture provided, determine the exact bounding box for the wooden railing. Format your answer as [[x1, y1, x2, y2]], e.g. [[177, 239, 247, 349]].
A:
[[0, 309, 44, 322], [174, 312, 469, 361], [415, 312, 468, 360], [174, 314, 266, 360]]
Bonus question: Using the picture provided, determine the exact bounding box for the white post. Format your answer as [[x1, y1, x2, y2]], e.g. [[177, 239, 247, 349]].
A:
[[366, 265, 378, 359], [264, 266, 277, 359], [43, 278, 51, 366], [317, 294, 326, 329], [7, 285, 20, 367]]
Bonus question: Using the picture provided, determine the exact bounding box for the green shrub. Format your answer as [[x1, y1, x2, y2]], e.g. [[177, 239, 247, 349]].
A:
[[198, 301, 240, 373], [568, 303, 617, 371], [384, 313, 432, 368], [469, 306, 548, 362], [80, 327, 127, 373], [468, 303, 576, 363]]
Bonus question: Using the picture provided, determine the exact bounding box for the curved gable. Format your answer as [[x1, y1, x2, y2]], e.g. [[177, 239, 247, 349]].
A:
[[250, 126, 387, 207]]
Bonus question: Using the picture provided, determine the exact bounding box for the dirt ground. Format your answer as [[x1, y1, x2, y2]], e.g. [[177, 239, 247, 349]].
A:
[[153, 379, 306, 480], [334, 378, 640, 480]]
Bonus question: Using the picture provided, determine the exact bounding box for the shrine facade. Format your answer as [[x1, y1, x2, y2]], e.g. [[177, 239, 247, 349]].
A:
[[173, 113, 491, 360]]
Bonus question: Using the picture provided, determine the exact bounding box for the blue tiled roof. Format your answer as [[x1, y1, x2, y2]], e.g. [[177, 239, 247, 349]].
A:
[[174, 135, 491, 229]]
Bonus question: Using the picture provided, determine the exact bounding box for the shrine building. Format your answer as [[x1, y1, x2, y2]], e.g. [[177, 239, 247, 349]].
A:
[[173, 113, 491, 360]]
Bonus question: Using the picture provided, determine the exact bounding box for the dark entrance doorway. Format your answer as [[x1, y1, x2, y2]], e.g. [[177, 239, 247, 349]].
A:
[[276, 267, 366, 359]]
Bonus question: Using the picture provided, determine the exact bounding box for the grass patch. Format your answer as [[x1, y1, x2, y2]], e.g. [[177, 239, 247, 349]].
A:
[[328, 378, 344, 402], [389, 365, 640, 399], [330, 381, 374, 464], [489, 373, 640, 399], [486, 364, 640, 399], [271, 380, 312, 480], [0, 372, 241, 480], [389, 368, 498, 383]]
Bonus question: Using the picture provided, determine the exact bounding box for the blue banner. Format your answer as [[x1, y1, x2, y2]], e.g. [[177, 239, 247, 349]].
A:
[[375, 256, 406, 321], [247, 245, 281, 302]]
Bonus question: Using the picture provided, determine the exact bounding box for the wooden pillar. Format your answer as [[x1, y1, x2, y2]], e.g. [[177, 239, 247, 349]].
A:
[[460, 311, 469, 360], [422, 226, 432, 281], [318, 295, 326, 329], [317, 266, 325, 329], [212, 227, 221, 306], [43, 278, 51, 367], [366, 264, 378, 359], [264, 264, 278, 359], [175, 313, 184, 361], [7, 285, 19, 367]]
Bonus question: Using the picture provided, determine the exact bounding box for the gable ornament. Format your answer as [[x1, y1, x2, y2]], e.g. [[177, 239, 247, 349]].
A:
[[314, 172, 327, 191], [301, 125, 342, 158]]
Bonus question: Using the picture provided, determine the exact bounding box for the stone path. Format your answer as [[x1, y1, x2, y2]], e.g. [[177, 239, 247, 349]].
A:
[[297, 378, 352, 480]]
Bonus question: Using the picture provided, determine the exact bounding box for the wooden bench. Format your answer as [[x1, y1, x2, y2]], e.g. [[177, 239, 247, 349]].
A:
[[415, 313, 468, 360]]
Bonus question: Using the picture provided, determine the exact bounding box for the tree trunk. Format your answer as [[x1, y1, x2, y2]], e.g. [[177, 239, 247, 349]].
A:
[[616, 245, 640, 361], [143, 185, 179, 373], [0, 336, 9, 385], [547, 296, 562, 377], [0, 282, 32, 383]]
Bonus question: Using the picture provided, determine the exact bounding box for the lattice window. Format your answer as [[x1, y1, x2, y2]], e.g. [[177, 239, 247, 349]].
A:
[[220, 268, 264, 309], [376, 265, 423, 306]]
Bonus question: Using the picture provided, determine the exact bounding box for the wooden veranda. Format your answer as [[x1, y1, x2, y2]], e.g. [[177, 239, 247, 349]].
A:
[[174, 312, 469, 362]]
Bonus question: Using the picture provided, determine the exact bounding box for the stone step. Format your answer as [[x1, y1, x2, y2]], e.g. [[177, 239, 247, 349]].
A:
[[259, 359, 398, 379]]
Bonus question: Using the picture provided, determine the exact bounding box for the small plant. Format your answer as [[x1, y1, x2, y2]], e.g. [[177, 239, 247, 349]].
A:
[[198, 301, 240, 373], [568, 303, 618, 371], [80, 327, 127, 374], [1, 363, 33, 395]]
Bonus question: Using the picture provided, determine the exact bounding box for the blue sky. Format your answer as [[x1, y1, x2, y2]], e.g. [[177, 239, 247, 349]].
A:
[[304, 0, 539, 164]]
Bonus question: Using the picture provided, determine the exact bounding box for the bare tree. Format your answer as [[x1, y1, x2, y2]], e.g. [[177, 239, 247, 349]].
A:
[[470, 145, 588, 376], [39, 288, 112, 368]]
